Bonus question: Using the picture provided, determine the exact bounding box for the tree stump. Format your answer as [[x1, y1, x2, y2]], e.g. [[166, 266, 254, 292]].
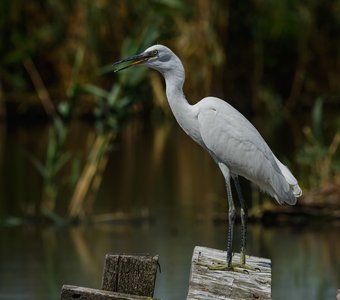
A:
[[187, 246, 272, 300]]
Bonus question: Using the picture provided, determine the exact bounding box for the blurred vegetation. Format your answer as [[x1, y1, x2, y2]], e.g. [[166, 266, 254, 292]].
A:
[[1, 0, 340, 115], [0, 0, 339, 220], [297, 98, 340, 188]]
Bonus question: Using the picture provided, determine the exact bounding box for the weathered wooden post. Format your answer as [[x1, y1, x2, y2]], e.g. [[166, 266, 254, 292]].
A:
[[61, 254, 159, 300], [187, 246, 272, 300], [101, 254, 159, 296], [61, 286, 154, 300]]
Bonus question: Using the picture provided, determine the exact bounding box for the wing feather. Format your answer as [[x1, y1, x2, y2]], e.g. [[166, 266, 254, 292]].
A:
[[196, 97, 296, 204]]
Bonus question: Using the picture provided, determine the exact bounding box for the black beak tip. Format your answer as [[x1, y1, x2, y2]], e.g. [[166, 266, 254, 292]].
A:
[[112, 60, 125, 72]]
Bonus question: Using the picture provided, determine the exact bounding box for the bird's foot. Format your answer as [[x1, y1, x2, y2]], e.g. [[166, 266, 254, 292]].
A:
[[201, 256, 260, 273], [207, 262, 259, 273]]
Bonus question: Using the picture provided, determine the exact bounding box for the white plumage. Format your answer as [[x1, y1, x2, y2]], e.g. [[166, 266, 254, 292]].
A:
[[197, 97, 301, 205], [114, 44, 302, 268]]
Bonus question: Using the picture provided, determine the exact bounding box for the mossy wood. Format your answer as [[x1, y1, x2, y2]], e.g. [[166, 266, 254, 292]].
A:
[[187, 246, 272, 300]]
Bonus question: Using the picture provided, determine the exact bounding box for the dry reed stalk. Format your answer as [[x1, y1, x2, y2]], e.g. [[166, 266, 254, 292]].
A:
[[68, 132, 114, 218], [23, 57, 56, 116]]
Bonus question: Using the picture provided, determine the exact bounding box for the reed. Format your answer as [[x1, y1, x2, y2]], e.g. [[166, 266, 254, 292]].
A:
[[68, 132, 115, 219], [1, 1, 340, 220], [297, 98, 340, 188], [1, 1, 339, 114]]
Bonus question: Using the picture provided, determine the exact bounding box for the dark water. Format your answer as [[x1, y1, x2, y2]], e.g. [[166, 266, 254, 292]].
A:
[[0, 120, 339, 300]]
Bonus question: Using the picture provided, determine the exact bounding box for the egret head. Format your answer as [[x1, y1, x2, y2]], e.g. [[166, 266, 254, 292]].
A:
[[113, 45, 183, 76]]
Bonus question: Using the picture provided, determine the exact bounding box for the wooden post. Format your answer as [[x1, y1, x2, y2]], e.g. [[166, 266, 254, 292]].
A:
[[61, 254, 159, 300], [61, 285, 155, 300], [187, 246, 272, 300], [101, 254, 159, 297]]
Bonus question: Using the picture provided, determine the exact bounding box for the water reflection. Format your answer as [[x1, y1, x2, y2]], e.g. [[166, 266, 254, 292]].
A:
[[0, 121, 339, 300]]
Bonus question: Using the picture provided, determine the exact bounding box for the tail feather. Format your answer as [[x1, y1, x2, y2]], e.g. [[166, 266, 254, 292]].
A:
[[273, 156, 302, 204]]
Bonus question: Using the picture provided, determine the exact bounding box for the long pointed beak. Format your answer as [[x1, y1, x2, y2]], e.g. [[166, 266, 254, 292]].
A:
[[113, 51, 155, 73]]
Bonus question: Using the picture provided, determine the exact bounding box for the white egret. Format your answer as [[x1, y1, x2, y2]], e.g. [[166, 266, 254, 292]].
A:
[[113, 45, 302, 271]]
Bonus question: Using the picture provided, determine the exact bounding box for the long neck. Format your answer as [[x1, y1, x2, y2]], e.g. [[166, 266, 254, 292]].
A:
[[161, 65, 202, 145], [163, 66, 192, 122]]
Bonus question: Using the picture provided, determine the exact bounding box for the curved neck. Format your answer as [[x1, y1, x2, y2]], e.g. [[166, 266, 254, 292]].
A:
[[163, 67, 191, 117], [161, 67, 202, 145]]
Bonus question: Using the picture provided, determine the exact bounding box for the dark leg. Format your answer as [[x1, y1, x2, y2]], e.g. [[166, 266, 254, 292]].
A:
[[203, 172, 257, 272], [226, 180, 236, 267], [204, 163, 248, 272], [216, 163, 236, 267], [233, 176, 248, 265]]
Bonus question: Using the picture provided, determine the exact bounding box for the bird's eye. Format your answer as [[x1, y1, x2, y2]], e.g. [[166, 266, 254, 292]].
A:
[[152, 50, 158, 56]]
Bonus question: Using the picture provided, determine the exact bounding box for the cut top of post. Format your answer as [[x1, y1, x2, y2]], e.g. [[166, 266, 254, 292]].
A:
[[101, 254, 159, 297], [187, 246, 272, 300]]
